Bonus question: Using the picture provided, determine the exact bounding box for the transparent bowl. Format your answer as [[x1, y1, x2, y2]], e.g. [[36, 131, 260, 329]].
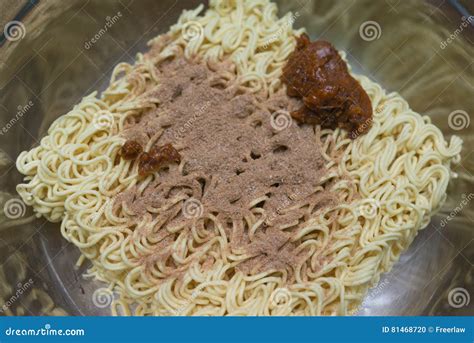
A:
[[0, 0, 472, 316]]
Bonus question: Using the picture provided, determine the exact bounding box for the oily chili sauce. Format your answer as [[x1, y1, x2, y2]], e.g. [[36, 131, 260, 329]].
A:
[[281, 33, 373, 137]]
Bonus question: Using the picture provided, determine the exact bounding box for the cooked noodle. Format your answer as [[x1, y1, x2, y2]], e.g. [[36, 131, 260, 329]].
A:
[[16, 0, 462, 315]]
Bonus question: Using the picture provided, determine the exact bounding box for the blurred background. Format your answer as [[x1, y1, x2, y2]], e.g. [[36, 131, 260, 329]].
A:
[[0, 0, 472, 316]]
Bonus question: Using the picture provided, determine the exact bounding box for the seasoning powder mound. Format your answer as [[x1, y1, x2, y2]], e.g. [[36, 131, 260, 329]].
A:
[[114, 56, 347, 280]]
